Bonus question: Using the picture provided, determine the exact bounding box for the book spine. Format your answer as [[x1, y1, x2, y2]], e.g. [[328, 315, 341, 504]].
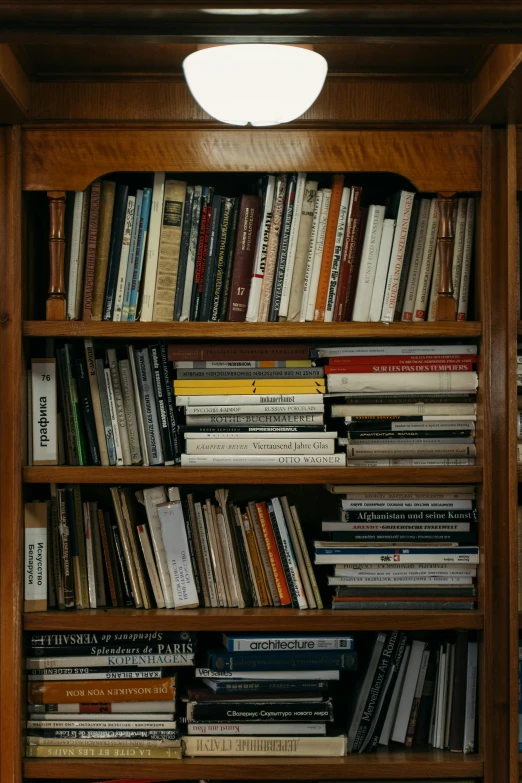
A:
[[110, 488, 142, 608], [119, 487, 151, 610], [66, 192, 85, 320], [83, 340, 109, 465], [159, 342, 181, 465], [187, 700, 332, 722], [62, 346, 85, 464], [134, 348, 164, 465], [118, 359, 142, 464], [401, 198, 432, 321], [193, 501, 218, 607], [103, 367, 123, 466], [280, 496, 316, 609], [186, 495, 210, 607], [266, 501, 299, 609], [381, 191, 416, 322], [106, 349, 131, 465], [127, 346, 150, 466], [412, 198, 440, 321], [257, 175, 287, 322], [71, 487, 90, 609], [290, 505, 323, 609], [246, 176, 276, 323], [457, 198, 475, 321], [82, 181, 101, 320], [226, 194, 261, 321], [247, 502, 279, 606], [139, 172, 166, 321], [299, 189, 323, 321], [94, 359, 114, 466], [270, 497, 308, 609], [463, 641, 477, 753], [305, 189, 331, 320], [173, 185, 194, 321], [279, 172, 307, 318], [90, 181, 116, 320], [182, 735, 346, 757], [149, 345, 175, 465], [26, 746, 182, 760], [121, 190, 143, 321], [191, 187, 214, 321], [286, 180, 319, 322], [28, 677, 175, 704], [199, 194, 224, 321], [74, 356, 101, 465], [354, 206, 388, 322], [180, 186, 203, 321], [96, 510, 119, 607], [157, 501, 199, 609], [128, 187, 152, 321], [333, 186, 362, 322], [177, 393, 323, 406], [56, 489, 75, 608], [451, 197, 468, 306], [49, 486, 65, 609], [136, 525, 166, 609], [102, 184, 129, 320], [324, 186, 350, 322], [314, 174, 345, 321], [87, 502, 105, 606], [185, 438, 333, 454], [210, 197, 234, 322], [255, 502, 291, 606], [31, 359, 58, 465], [181, 453, 346, 466], [139, 487, 174, 608], [394, 198, 420, 320], [218, 198, 240, 321], [24, 503, 48, 612], [269, 174, 297, 321], [113, 195, 136, 321]]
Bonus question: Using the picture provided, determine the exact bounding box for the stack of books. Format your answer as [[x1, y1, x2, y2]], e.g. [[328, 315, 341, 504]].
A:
[[24, 487, 322, 612], [314, 484, 479, 611], [170, 342, 345, 468], [346, 630, 477, 753], [320, 343, 478, 466], [25, 630, 195, 760], [182, 633, 355, 757], [61, 174, 474, 324]]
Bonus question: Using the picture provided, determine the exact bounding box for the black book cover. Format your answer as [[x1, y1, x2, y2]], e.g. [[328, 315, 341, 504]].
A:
[[149, 344, 175, 465], [159, 341, 182, 465], [266, 500, 299, 609], [74, 354, 101, 465], [210, 197, 234, 322], [366, 632, 409, 752], [190, 186, 214, 321], [413, 651, 438, 745], [30, 641, 191, 656], [199, 194, 224, 321], [173, 185, 195, 322], [110, 522, 134, 607], [187, 698, 333, 722], [103, 183, 129, 320], [269, 173, 297, 321], [219, 197, 240, 321], [449, 629, 469, 752], [394, 197, 420, 320]]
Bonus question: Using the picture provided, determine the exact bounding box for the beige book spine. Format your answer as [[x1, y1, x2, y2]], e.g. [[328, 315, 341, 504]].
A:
[[203, 501, 226, 607], [119, 488, 151, 609], [109, 487, 143, 608], [152, 179, 187, 321], [90, 181, 116, 320], [286, 180, 319, 322], [25, 745, 182, 759], [182, 735, 347, 757]]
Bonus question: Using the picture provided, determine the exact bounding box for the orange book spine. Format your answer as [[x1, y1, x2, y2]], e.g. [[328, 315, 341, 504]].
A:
[[28, 677, 176, 705], [255, 502, 291, 606], [313, 174, 345, 322]]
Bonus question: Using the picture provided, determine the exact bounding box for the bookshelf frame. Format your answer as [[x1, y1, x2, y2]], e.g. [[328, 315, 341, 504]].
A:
[[0, 120, 511, 783]]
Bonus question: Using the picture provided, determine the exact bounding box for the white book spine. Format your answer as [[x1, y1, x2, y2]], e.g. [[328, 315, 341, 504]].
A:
[[451, 197, 467, 304], [196, 668, 340, 680], [103, 367, 123, 466], [184, 431, 334, 439], [182, 735, 346, 757], [135, 347, 164, 465], [157, 501, 199, 609], [185, 438, 334, 454], [137, 523, 165, 608], [31, 359, 58, 465], [118, 359, 142, 465], [327, 371, 477, 394], [177, 394, 323, 407], [287, 180, 319, 322], [139, 486, 174, 608], [271, 497, 307, 609], [342, 498, 472, 509], [401, 198, 431, 321], [279, 172, 307, 318], [352, 205, 386, 322], [139, 172, 166, 321], [24, 503, 48, 612], [380, 191, 416, 322], [187, 723, 325, 736], [333, 404, 475, 416], [106, 349, 132, 465], [113, 195, 136, 321], [194, 501, 218, 607], [82, 502, 96, 608], [180, 185, 202, 321], [457, 198, 475, 321], [66, 192, 85, 320], [181, 453, 346, 467], [84, 340, 109, 465], [75, 191, 90, 319], [245, 176, 276, 322], [325, 187, 350, 322], [463, 640, 478, 753], [299, 189, 323, 321], [367, 216, 394, 322], [305, 188, 331, 321], [412, 198, 440, 321]]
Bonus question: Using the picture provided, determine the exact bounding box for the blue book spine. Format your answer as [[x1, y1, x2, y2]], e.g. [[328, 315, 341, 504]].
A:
[[122, 190, 143, 321], [128, 187, 152, 322], [205, 649, 358, 673], [222, 634, 354, 652], [102, 184, 129, 320]]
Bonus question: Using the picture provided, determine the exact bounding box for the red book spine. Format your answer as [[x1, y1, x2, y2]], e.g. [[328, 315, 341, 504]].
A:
[[333, 187, 362, 322], [327, 354, 475, 367], [255, 502, 291, 606], [325, 361, 475, 373], [81, 180, 101, 320], [227, 195, 261, 322], [341, 206, 367, 321], [167, 342, 310, 362]]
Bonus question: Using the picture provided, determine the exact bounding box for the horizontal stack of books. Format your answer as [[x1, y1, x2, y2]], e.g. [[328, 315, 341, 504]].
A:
[[314, 485, 478, 611], [170, 342, 345, 468], [346, 630, 477, 753], [320, 343, 478, 466], [25, 630, 195, 760], [24, 486, 322, 612], [61, 173, 474, 324], [182, 633, 355, 757]]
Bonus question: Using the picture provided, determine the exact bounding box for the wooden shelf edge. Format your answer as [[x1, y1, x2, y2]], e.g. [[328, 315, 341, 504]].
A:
[[23, 752, 484, 780], [23, 608, 484, 632], [22, 320, 482, 339], [23, 466, 483, 485]]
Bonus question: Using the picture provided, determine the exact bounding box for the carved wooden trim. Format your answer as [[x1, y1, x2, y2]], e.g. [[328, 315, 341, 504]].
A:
[[435, 191, 457, 321], [46, 190, 66, 321]]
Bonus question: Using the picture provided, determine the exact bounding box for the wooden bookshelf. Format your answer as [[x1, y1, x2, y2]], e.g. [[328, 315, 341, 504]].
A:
[[22, 752, 485, 780]]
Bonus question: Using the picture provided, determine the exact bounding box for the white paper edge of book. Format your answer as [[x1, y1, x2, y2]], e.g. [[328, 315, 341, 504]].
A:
[[246, 175, 277, 323], [279, 172, 308, 318], [31, 359, 58, 465], [299, 189, 323, 321], [66, 191, 85, 320], [347, 632, 387, 750], [324, 187, 350, 322], [270, 497, 307, 609], [305, 189, 331, 321], [136, 486, 174, 608], [412, 198, 440, 321], [82, 501, 96, 608], [380, 191, 416, 322], [157, 499, 199, 609], [286, 180, 319, 322], [194, 500, 219, 607], [280, 496, 316, 609], [379, 643, 412, 745], [113, 194, 136, 321], [139, 172, 166, 321], [180, 185, 203, 322], [137, 523, 166, 608], [457, 198, 475, 322], [401, 198, 432, 321]]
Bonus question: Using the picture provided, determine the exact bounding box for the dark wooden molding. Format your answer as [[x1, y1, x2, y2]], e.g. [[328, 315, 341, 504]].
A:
[[0, 44, 30, 122], [471, 44, 522, 123]]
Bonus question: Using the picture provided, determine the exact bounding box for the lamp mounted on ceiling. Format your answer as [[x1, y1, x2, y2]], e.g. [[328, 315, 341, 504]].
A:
[[182, 43, 328, 127]]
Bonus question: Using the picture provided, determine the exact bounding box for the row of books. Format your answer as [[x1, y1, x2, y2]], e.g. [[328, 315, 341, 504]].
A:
[[25, 630, 477, 758], [315, 484, 478, 610], [24, 486, 322, 612], [321, 343, 478, 467], [61, 173, 474, 324]]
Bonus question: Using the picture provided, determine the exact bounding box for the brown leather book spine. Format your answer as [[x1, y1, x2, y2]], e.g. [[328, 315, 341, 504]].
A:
[[341, 206, 368, 321], [82, 180, 101, 320], [313, 174, 344, 321], [28, 676, 176, 705], [90, 181, 116, 321], [333, 186, 362, 322], [226, 195, 261, 322]]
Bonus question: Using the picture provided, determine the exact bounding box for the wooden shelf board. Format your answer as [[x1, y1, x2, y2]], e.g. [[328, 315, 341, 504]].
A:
[[22, 320, 482, 340], [23, 466, 483, 485], [23, 608, 484, 632], [23, 752, 484, 780]]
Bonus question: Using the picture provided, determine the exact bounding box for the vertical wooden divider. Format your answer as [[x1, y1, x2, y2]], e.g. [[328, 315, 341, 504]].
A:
[[0, 125, 23, 783]]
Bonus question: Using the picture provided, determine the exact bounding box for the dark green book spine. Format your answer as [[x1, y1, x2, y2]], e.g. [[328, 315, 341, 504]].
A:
[[199, 194, 224, 321], [56, 347, 79, 465], [63, 344, 87, 465], [74, 355, 101, 465]]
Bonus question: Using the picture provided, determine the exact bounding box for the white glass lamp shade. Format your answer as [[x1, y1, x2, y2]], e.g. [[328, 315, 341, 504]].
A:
[[182, 44, 328, 126]]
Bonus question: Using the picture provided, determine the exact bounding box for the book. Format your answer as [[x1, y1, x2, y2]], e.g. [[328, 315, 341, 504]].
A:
[[180, 454, 346, 467], [82, 181, 102, 320], [333, 185, 363, 321], [140, 172, 166, 321], [24, 502, 48, 613], [134, 348, 164, 465], [305, 188, 331, 320], [379, 190, 415, 321], [157, 499, 199, 609], [90, 180, 116, 320], [279, 172, 307, 319], [187, 723, 326, 735], [26, 653, 195, 669], [190, 185, 214, 320], [269, 173, 297, 321], [128, 187, 152, 321], [205, 649, 357, 672], [314, 175, 344, 321], [221, 634, 354, 652], [182, 735, 347, 756], [226, 194, 261, 321], [102, 183, 129, 320], [351, 204, 386, 322], [122, 189, 143, 321], [246, 176, 276, 322], [113, 195, 136, 321], [368, 218, 395, 322], [26, 745, 182, 759], [285, 179, 318, 322], [31, 359, 58, 465], [457, 198, 475, 322], [180, 185, 203, 321], [186, 699, 333, 722], [199, 194, 224, 321], [173, 184, 195, 321], [346, 632, 387, 752], [66, 191, 86, 320], [257, 175, 287, 322]]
